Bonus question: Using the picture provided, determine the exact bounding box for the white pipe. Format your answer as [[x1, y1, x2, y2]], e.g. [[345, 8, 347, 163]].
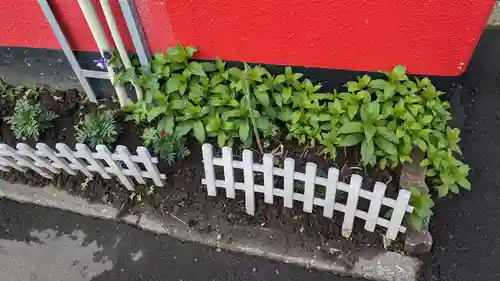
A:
[[99, 0, 143, 101], [77, 0, 130, 107]]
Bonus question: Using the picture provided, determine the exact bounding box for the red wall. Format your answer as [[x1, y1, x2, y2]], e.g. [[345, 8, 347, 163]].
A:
[[0, 0, 495, 76]]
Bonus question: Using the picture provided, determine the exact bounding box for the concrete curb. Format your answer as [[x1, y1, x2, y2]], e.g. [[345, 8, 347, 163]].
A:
[[0, 180, 421, 281]]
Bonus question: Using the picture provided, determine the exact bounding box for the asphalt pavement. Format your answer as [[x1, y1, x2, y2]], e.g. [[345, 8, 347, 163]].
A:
[[0, 199, 369, 281], [423, 29, 500, 281]]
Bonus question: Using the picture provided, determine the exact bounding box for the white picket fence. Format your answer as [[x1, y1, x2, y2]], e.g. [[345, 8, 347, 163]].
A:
[[201, 143, 414, 240], [0, 143, 166, 190]]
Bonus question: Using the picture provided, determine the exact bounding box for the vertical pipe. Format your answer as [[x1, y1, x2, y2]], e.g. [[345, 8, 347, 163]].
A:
[[38, 0, 97, 102], [76, 0, 130, 107], [99, 0, 143, 101], [118, 0, 151, 70]]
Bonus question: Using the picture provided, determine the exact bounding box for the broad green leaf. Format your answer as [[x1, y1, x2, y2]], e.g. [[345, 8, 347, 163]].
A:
[[217, 133, 228, 146], [215, 57, 225, 72], [282, 87, 292, 103], [186, 46, 198, 58], [422, 115, 433, 125], [274, 74, 285, 84], [360, 102, 380, 122], [273, 93, 283, 108], [364, 124, 377, 139], [449, 184, 460, 194], [437, 185, 448, 198], [201, 62, 217, 72], [166, 77, 181, 93], [408, 213, 424, 231], [396, 127, 406, 138], [356, 90, 371, 103], [147, 106, 165, 122], [361, 138, 375, 166], [368, 79, 390, 89], [339, 122, 364, 134], [414, 138, 427, 152], [374, 137, 398, 155], [420, 159, 430, 167], [158, 115, 174, 133], [392, 65, 407, 80], [359, 75, 371, 88], [188, 62, 206, 76], [169, 100, 185, 110], [256, 117, 272, 130], [346, 81, 360, 92], [376, 126, 399, 143], [175, 121, 193, 136], [457, 178, 471, 190], [254, 90, 270, 107], [458, 164, 470, 175], [347, 104, 359, 120], [239, 120, 250, 142], [338, 133, 363, 147], [162, 66, 171, 77], [193, 120, 205, 143], [291, 111, 302, 123]]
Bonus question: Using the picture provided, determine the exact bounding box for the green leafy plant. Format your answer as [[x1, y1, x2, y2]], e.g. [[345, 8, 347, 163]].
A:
[[141, 127, 190, 166], [123, 43, 278, 150], [5, 98, 58, 140], [76, 109, 120, 147], [406, 185, 435, 230], [115, 44, 469, 231]]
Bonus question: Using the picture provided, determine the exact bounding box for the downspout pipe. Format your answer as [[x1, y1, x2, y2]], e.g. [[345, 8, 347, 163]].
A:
[[76, 0, 130, 107], [99, 0, 143, 101]]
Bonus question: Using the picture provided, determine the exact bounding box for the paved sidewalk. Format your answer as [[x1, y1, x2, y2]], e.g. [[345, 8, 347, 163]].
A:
[[0, 199, 369, 281]]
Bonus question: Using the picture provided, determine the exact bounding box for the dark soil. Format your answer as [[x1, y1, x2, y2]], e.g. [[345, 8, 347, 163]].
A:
[[0, 89, 406, 268]]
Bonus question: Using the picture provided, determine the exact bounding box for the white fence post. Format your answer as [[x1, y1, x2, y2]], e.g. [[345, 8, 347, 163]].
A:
[[222, 147, 235, 199], [0, 155, 25, 172], [283, 158, 295, 208], [136, 147, 165, 187], [263, 153, 274, 204], [323, 167, 339, 218], [36, 143, 76, 175], [17, 143, 59, 174], [96, 145, 133, 190], [0, 142, 166, 190], [202, 143, 216, 196], [75, 143, 110, 179], [242, 149, 255, 215], [0, 144, 52, 178], [365, 182, 387, 232], [386, 189, 412, 240], [198, 144, 416, 239], [303, 163, 317, 213], [56, 143, 93, 178], [115, 145, 145, 185], [342, 174, 362, 238]]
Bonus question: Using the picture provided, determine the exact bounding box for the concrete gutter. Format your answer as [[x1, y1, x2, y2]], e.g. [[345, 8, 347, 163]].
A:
[[487, 1, 500, 28], [0, 180, 421, 281]]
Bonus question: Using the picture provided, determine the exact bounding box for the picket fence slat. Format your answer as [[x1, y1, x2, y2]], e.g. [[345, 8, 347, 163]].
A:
[[201, 143, 415, 240], [222, 147, 235, 199], [0, 142, 166, 190]]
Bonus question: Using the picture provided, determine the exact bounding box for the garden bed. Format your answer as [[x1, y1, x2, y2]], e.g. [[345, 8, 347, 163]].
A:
[[0, 43, 470, 268], [0, 87, 406, 265]]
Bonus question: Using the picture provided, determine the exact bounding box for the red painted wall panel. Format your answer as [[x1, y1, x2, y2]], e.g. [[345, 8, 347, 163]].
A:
[[0, 0, 495, 76]]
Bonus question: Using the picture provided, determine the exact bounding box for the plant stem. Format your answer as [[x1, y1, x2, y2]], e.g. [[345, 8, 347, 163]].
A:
[[243, 63, 264, 154]]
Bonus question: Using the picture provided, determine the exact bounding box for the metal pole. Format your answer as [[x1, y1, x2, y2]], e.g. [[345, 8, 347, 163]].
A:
[[38, 0, 97, 102], [118, 0, 151, 70], [77, 0, 130, 107], [99, 0, 143, 101]]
